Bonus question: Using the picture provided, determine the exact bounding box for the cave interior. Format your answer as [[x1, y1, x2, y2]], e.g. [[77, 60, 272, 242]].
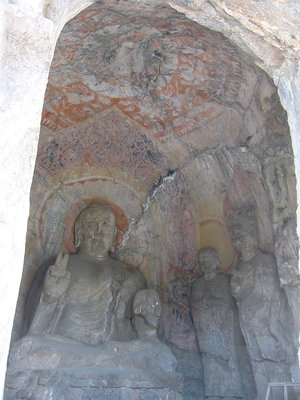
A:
[[6, 2, 300, 400]]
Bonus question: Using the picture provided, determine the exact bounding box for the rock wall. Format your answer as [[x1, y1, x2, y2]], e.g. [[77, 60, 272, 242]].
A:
[[0, 0, 299, 399], [5, 3, 299, 399]]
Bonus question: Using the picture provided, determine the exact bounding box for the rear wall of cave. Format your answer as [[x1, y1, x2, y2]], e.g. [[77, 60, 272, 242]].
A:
[[2, 1, 300, 400]]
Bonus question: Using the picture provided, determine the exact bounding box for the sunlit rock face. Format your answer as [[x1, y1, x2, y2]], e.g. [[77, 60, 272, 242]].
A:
[[7, 2, 299, 400]]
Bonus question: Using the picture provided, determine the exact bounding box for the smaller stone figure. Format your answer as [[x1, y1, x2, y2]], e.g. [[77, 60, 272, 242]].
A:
[[133, 288, 161, 342], [229, 208, 297, 400], [191, 248, 247, 399]]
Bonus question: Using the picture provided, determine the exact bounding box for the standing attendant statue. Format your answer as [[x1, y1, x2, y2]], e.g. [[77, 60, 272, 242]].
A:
[[191, 247, 248, 399], [229, 208, 297, 400]]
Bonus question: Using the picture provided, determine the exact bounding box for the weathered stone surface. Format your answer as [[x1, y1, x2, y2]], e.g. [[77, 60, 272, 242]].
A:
[[6, 205, 182, 399], [168, 0, 300, 73], [169, 345, 204, 400], [13, 1, 298, 350], [1, 0, 300, 398], [5, 368, 182, 400], [231, 253, 296, 399], [191, 248, 255, 399], [229, 208, 298, 399]]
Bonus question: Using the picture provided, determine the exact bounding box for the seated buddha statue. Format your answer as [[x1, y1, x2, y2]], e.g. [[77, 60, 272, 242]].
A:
[[27, 204, 145, 344], [6, 205, 181, 400]]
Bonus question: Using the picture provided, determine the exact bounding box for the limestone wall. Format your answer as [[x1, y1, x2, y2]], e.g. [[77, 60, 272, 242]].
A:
[[0, 0, 299, 398]]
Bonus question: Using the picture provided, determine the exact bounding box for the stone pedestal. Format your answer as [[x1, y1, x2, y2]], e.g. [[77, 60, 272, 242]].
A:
[[5, 367, 183, 400]]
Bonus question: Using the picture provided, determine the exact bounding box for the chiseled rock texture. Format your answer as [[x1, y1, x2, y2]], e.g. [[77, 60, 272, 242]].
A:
[[6, 337, 183, 400], [192, 273, 255, 399], [0, 0, 300, 399], [231, 251, 296, 400], [168, 0, 300, 72], [6, 367, 182, 400]]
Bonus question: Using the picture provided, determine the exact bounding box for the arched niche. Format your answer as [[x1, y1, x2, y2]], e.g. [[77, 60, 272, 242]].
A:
[[2, 4, 297, 398]]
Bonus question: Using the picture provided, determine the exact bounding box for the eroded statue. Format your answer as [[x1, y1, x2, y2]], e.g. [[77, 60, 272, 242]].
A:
[[229, 208, 297, 400], [5, 205, 182, 400], [191, 248, 255, 399], [28, 205, 145, 343]]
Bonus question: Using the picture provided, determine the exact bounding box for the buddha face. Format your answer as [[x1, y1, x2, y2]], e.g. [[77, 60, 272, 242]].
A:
[[198, 248, 219, 280], [75, 205, 116, 258]]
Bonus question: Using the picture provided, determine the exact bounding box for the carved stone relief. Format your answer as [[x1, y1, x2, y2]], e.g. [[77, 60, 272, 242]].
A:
[[229, 208, 298, 400], [7, 2, 299, 400], [6, 205, 182, 399]]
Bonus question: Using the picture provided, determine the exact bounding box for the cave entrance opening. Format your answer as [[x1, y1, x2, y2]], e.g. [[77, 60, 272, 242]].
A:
[[5, 2, 299, 400]]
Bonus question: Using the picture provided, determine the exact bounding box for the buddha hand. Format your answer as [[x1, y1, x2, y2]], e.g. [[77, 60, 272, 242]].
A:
[[43, 249, 71, 301]]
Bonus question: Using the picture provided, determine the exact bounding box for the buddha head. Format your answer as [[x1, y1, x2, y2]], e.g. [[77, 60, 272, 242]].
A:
[[228, 207, 258, 262], [75, 205, 116, 258], [198, 247, 219, 280]]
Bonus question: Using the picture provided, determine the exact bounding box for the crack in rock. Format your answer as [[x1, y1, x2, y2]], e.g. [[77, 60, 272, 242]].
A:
[[119, 168, 178, 248], [118, 146, 223, 249], [118, 145, 230, 249]]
